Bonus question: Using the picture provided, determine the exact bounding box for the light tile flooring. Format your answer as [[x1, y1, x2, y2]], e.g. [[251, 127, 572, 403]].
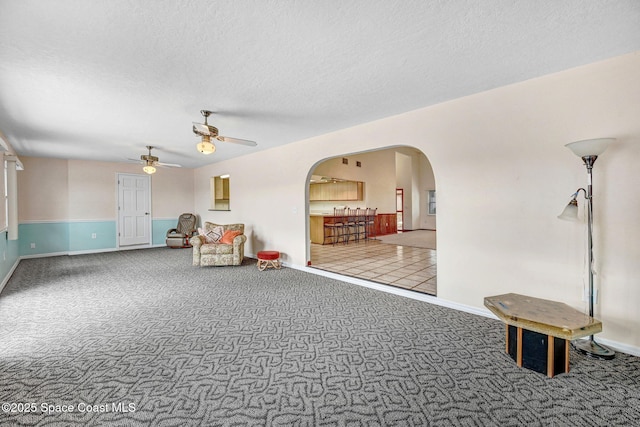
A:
[[310, 239, 437, 296]]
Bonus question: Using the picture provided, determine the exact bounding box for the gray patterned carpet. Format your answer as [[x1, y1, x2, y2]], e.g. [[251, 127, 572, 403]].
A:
[[0, 248, 639, 426]]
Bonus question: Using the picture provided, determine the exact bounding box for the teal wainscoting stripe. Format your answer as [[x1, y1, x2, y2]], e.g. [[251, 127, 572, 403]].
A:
[[69, 221, 117, 252], [18, 219, 176, 258], [19, 222, 70, 256], [153, 219, 178, 245]]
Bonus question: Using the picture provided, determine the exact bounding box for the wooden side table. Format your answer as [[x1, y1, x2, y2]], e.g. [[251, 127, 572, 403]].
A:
[[484, 293, 602, 378]]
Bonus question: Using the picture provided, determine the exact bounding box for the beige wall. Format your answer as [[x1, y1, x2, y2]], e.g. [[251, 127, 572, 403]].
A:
[[148, 165, 195, 219], [193, 52, 640, 351], [414, 150, 436, 230], [396, 151, 413, 229], [19, 157, 194, 222], [18, 157, 69, 222]]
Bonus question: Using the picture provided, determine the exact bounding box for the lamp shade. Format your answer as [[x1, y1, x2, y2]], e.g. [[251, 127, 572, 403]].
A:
[[557, 199, 579, 221], [143, 165, 156, 174], [565, 138, 614, 158], [197, 136, 216, 155]]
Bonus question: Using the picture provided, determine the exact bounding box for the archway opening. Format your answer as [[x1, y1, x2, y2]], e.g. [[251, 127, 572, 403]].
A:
[[306, 146, 437, 296]]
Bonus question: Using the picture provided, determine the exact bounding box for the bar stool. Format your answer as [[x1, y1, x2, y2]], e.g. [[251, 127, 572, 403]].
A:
[[365, 207, 377, 241], [356, 208, 367, 241], [344, 208, 359, 244], [323, 207, 346, 245]]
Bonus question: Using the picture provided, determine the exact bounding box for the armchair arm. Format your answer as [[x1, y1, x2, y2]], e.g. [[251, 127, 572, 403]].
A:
[[190, 235, 205, 248], [166, 228, 179, 237], [232, 234, 247, 248], [190, 235, 205, 266], [231, 234, 246, 265]]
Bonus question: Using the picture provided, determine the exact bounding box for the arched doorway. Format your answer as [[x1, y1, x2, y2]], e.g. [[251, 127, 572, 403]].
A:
[[306, 146, 437, 296]]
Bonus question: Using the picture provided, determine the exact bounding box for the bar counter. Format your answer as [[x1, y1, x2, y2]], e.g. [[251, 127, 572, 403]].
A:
[[309, 213, 397, 244]]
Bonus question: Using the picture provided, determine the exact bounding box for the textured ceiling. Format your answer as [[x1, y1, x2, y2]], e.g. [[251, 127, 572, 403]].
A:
[[1, 0, 639, 168]]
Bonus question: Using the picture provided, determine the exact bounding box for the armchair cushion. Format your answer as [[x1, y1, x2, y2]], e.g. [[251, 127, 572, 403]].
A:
[[220, 229, 242, 244], [200, 243, 234, 255], [198, 226, 223, 243], [167, 230, 186, 238]]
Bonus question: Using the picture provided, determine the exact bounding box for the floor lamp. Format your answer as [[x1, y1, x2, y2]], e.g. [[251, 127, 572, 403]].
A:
[[558, 138, 615, 360]]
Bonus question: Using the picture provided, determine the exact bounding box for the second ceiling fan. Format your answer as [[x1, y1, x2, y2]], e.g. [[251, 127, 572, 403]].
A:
[[192, 110, 257, 155]]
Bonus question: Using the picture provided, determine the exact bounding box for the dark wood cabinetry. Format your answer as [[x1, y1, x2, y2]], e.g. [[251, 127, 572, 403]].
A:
[[374, 213, 397, 236]]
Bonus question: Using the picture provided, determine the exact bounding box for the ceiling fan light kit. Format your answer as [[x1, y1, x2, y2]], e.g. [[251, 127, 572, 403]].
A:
[[143, 163, 156, 174], [128, 146, 181, 174], [192, 110, 257, 155], [197, 135, 216, 155]]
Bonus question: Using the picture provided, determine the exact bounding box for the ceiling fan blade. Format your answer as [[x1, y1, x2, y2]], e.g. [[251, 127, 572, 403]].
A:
[[192, 122, 211, 136], [217, 136, 258, 146], [127, 158, 144, 164], [156, 162, 182, 168]]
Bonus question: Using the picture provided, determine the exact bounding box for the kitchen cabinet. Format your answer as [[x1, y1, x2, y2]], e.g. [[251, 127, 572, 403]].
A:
[[309, 215, 326, 244], [375, 214, 397, 236], [309, 181, 363, 201]]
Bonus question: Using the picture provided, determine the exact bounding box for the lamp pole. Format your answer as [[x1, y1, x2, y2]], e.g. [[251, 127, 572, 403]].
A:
[[572, 154, 615, 360]]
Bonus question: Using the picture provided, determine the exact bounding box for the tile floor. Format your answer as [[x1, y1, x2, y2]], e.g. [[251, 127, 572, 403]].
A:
[[310, 239, 437, 296]]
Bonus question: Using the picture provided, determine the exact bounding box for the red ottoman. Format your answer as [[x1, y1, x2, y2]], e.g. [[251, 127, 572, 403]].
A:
[[257, 251, 281, 271]]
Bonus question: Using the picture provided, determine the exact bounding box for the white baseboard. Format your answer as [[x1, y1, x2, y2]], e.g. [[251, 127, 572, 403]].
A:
[[0, 258, 20, 295], [19, 251, 69, 259], [18, 244, 164, 258], [596, 337, 640, 357]]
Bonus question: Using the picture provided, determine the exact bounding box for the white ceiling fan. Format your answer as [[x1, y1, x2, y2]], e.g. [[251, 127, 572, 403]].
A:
[[192, 110, 257, 155], [128, 145, 181, 174]]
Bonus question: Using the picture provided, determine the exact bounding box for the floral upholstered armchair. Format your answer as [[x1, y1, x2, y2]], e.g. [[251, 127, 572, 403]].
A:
[[190, 222, 246, 267]]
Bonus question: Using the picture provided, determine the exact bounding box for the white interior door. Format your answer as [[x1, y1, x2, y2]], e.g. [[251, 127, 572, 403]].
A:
[[118, 173, 151, 247]]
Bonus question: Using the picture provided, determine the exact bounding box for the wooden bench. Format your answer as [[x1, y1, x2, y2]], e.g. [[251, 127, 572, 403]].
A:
[[484, 293, 602, 378]]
